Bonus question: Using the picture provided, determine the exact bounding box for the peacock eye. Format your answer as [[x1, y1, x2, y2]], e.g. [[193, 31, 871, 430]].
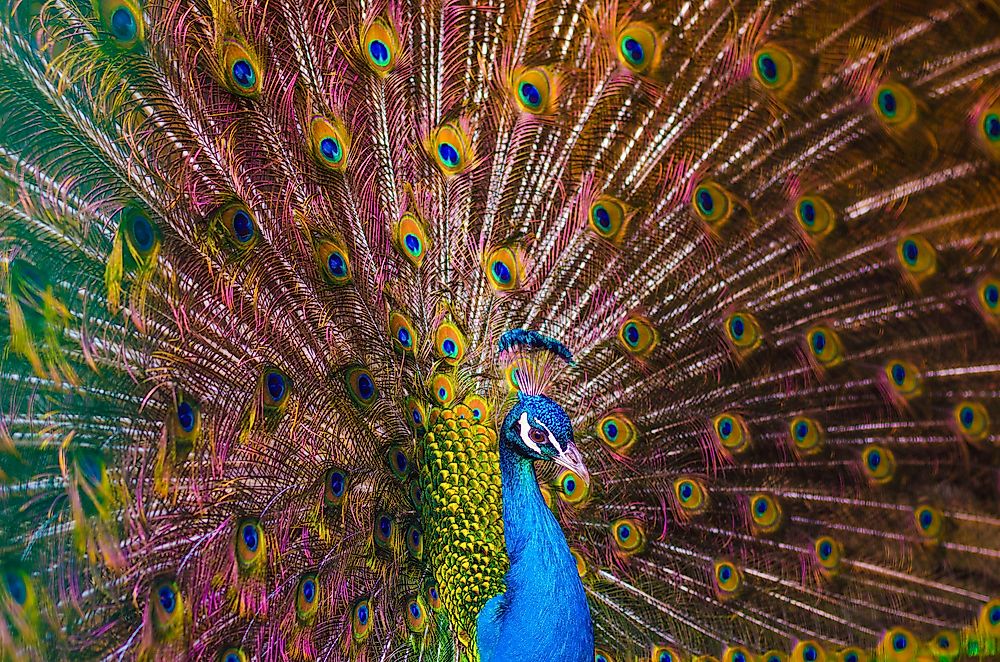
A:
[[528, 428, 546, 444]]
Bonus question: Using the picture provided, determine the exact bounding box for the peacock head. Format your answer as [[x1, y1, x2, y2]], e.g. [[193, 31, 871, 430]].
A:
[[501, 392, 589, 482]]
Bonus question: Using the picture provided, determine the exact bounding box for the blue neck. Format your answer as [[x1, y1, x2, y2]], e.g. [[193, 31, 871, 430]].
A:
[[476, 436, 593, 662]]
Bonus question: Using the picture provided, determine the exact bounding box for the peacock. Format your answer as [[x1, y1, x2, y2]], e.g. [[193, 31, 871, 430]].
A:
[[2, 0, 1000, 659]]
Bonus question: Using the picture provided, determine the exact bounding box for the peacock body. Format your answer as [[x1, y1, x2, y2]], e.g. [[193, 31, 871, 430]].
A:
[[1, 0, 1000, 660]]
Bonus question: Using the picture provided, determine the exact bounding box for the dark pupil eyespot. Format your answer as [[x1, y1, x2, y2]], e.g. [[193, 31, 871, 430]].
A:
[[492, 260, 512, 283], [939, 638, 950, 649], [472, 408, 481, 418], [892, 364, 906, 385], [442, 339, 456, 356], [986, 114, 1000, 139], [804, 646, 817, 662], [846, 654, 858, 662], [734, 653, 746, 662], [438, 387, 447, 399], [177, 401, 195, 432], [320, 137, 341, 161], [868, 451, 881, 469], [358, 604, 368, 624], [411, 530, 420, 545], [755, 499, 768, 514], [329, 472, 344, 495], [819, 541, 832, 558], [404, 234, 421, 254], [894, 634, 907, 650], [131, 215, 154, 250], [395, 451, 407, 471], [226, 655, 239, 662], [233, 210, 254, 242], [520, 82, 541, 106], [158, 585, 176, 613], [919, 510, 933, 528], [796, 422, 808, 439], [438, 143, 459, 166], [232, 59, 255, 88], [80, 455, 102, 484], [985, 284, 999, 305], [880, 90, 897, 115], [605, 422, 618, 438], [623, 37, 644, 63], [719, 566, 731, 581], [410, 602, 420, 618], [594, 206, 612, 230], [430, 587, 437, 599], [411, 408, 421, 423], [356, 373, 375, 401], [5, 573, 26, 605], [990, 606, 1000, 623], [619, 525, 630, 539], [369, 39, 390, 65], [565, 478, 575, 492], [625, 323, 640, 345], [812, 333, 826, 352], [302, 580, 315, 603], [110, 7, 136, 41], [680, 483, 693, 500], [266, 372, 285, 401], [758, 54, 778, 81], [328, 252, 347, 277], [697, 189, 714, 214], [242, 524, 258, 551], [800, 201, 816, 224], [379, 517, 391, 537], [397, 327, 411, 346], [719, 419, 733, 437], [903, 240, 918, 263], [731, 317, 744, 338]]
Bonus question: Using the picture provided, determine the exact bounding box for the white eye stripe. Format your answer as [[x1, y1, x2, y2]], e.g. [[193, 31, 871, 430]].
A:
[[518, 412, 543, 454], [535, 418, 562, 454]]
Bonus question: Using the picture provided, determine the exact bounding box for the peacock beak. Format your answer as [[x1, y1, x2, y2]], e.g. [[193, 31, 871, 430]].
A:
[[553, 442, 590, 485]]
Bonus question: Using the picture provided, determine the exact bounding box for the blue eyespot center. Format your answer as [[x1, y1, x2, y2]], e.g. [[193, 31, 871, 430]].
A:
[[819, 541, 833, 559], [232, 59, 256, 89], [719, 418, 733, 438], [919, 509, 933, 528], [302, 579, 315, 604], [492, 260, 512, 284], [397, 327, 411, 347], [983, 113, 1000, 141], [329, 471, 345, 496], [131, 214, 154, 251], [624, 322, 640, 345], [410, 529, 420, 546], [110, 6, 137, 42], [442, 339, 457, 357], [411, 408, 422, 423], [564, 477, 576, 493], [718, 565, 732, 581], [734, 653, 747, 662], [177, 401, 195, 432], [4, 573, 26, 605], [803, 645, 818, 662], [519, 82, 541, 107], [225, 654, 240, 662], [404, 233, 421, 255], [242, 524, 258, 551], [593, 205, 612, 231], [845, 654, 858, 662], [755, 498, 769, 515], [604, 421, 619, 439], [327, 251, 348, 278], [902, 239, 919, 264], [266, 371, 286, 402], [395, 451, 407, 472], [757, 53, 778, 82], [622, 37, 644, 65], [799, 200, 816, 225], [990, 606, 1000, 624], [320, 137, 342, 163], [409, 602, 421, 618], [379, 516, 391, 538], [984, 284, 999, 307], [618, 524, 631, 540], [730, 316, 745, 339], [795, 422, 809, 439], [894, 633, 907, 650], [158, 585, 176, 613], [891, 363, 906, 385], [939, 637, 951, 649], [868, 451, 881, 469], [679, 482, 693, 501], [357, 373, 375, 401], [438, 142, 460, 167], [812, 332, 826, 353], [879, 89, 897, 117], [233, 210, 254, 242], [696, 188, 714, 215], [357, 604, 369, 624], [368, 39, 390, 66]]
